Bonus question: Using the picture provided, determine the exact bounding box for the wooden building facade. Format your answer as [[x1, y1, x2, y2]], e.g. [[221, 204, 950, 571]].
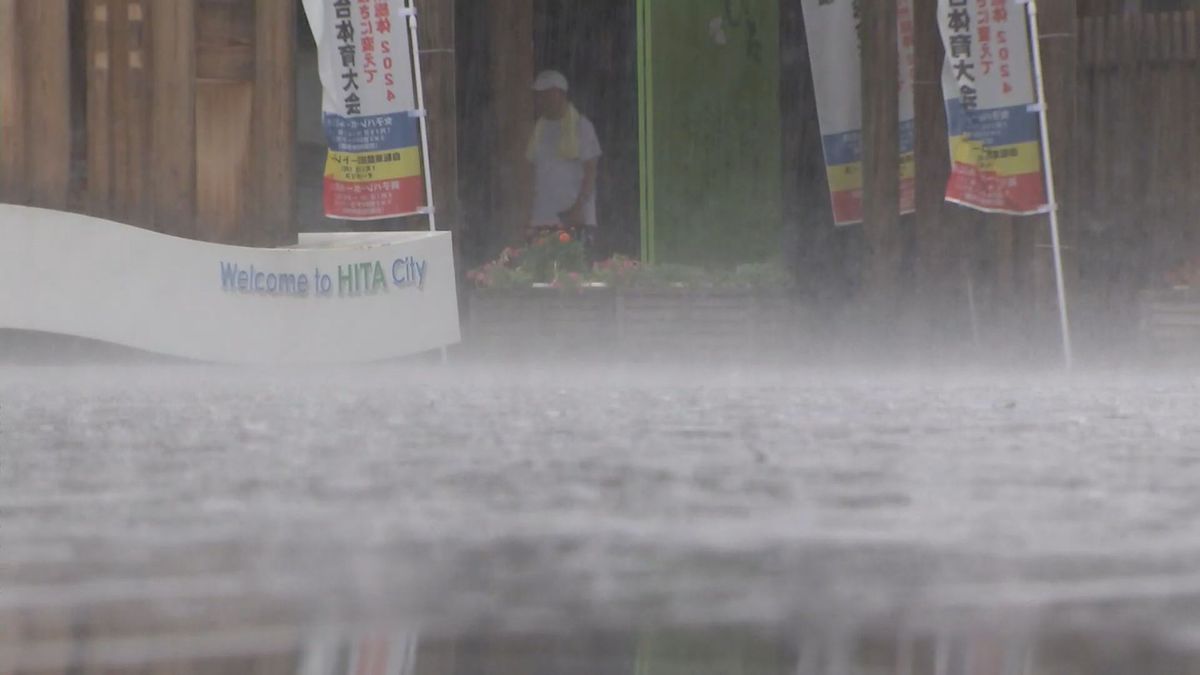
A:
[[3, 0, 1199, 336], [0, 0, 457, 248], [1, 0, 300, 245]]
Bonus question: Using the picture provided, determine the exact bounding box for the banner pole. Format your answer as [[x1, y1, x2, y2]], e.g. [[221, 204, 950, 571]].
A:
[[1019, 0, 1073, 370], [402, 0, 448, 365], [403, 0, 438, 233], [636, 0, 656, 263]]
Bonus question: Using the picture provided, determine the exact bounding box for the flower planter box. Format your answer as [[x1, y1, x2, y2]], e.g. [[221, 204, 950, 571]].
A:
[[465, 287, 799, 360], [616, 288, 796, 358], [466, 287, 618, 358]]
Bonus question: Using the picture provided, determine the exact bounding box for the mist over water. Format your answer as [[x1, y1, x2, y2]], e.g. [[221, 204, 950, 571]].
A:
[[4, 341, 1200, 671], [1, 0, 1194, 669]]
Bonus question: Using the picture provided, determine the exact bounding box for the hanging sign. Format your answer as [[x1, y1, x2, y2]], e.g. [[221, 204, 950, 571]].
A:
[[937, 0, 1048, 214], [801, 0, 917, 226], [303, 0, 426, 220]]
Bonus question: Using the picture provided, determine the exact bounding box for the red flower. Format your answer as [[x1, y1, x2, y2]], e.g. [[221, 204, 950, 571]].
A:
[[559, 232, 572, 244]]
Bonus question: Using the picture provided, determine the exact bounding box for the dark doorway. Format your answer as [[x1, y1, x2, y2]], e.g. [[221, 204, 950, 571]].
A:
[[533, 0, 641, 260], [454, 0, 639, 267]]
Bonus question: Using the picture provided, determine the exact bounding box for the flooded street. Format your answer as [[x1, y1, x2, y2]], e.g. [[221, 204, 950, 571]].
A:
[[0, 0, 1191, 670], [4, 362, 1200, 671]]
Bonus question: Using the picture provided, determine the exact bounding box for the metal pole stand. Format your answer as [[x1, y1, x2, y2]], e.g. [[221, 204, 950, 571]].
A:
[[1016, 0, 1074, 370]]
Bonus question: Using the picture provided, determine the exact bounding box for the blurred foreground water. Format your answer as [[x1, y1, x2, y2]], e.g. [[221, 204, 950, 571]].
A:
[[4, 355, 1200, 673]]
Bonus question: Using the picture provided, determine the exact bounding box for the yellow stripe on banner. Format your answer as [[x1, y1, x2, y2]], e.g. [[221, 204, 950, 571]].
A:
[[826, 162, 862, 192], [949, 137, 1042, 177], [899, 152, 916, 181], [826, 153, 915, 192], [324, 147, 423, 183]]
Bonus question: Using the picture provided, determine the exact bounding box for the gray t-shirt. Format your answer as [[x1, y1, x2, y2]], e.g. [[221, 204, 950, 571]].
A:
[[529, 115, 602, 227]]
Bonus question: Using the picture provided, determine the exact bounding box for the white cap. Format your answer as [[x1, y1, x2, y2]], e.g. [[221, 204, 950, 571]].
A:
[[532, 70, 569, 92]]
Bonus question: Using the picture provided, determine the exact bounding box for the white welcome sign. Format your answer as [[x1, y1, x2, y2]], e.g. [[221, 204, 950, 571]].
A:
[[0, 206, 460, 364]]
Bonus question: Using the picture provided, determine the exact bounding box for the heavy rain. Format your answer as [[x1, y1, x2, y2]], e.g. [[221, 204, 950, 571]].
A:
[[3, 0, 1200, 673]]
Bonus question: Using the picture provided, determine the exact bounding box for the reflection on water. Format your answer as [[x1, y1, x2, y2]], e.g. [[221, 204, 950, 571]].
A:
[[4, 620, 1199, 673], [5, 363, 1200, 672]]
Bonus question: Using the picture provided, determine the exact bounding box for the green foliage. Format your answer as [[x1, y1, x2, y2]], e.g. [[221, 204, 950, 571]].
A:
[[519, 234, 587, 283], [466, 261, 535, 290], [627, 263, 713, 289], [589, 255, 643, 288], [729, 262, 795, 290]]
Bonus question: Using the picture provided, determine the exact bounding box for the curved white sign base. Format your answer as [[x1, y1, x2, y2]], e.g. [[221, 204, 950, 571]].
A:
[[0, 206, 460, 365]]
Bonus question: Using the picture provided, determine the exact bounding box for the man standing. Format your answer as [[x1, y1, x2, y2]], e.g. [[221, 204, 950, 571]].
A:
[[527, 70, 602, 249]]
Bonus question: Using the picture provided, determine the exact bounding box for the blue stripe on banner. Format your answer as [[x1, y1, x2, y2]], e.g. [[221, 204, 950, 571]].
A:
[[898, 119, 914, 156], [823, 120, 916, 167], [823, 130, 861, 167], [945, 102, 1041, 148], [322, 113, 421, 153]]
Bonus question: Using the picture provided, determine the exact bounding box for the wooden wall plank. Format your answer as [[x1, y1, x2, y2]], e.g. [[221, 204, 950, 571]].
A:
[[149, 0, 196, 237], [1172, 11, 1184, 61], [860, 0, 901, 302], [1186, 10, 1197, 60], [25, 0, 72, 210], [1144, 12, 1160, 62], [252, 0, 296, 246], [913, 0, 955, 309], [197, 81, 253, 243], [198, 0, 255, 82], [487, 0, 534, 246], [0, 0, 27, 204], [416, 0, 460, 236], [1073, 9, 1200, 314], [1159, 61, 1187, 275], [1187, 12, 1200, 261], [123, 0, 151, 226], [106, 0, 153, 227], [86, 0, 113, 216], [110, 0, 133, 222]]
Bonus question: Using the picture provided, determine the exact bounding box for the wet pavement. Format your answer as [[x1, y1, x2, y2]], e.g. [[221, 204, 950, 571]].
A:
[[3, 362, 1200, 672]]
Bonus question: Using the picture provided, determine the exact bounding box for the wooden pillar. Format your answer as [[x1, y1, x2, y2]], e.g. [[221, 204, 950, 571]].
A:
[[195, 0, 254, 244], [912, 0, 957, 313], [415, 0, 459, 235], [253, 0, 297, 246], [111, 0, 152, 227], [87, 0, 152, 226], [25, 0, 72, 210], [150, 0, 197, 238], [86, 0, 113, 217], [488, 0, 535, 246], [861, 0, 902, 302], [0, 0, 27, 204]]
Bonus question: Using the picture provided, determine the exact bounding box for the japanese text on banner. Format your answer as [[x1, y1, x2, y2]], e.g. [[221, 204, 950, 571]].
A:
[[801, 0, 916, 227], [938, 0, 1048, 214], [303, 0, 427, 220]]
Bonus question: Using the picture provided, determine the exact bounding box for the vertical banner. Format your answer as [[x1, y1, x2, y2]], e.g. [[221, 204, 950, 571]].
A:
[[937, 0, 1047, 214], [801, 0, 916, 226], [303, 0, 426, 220]]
